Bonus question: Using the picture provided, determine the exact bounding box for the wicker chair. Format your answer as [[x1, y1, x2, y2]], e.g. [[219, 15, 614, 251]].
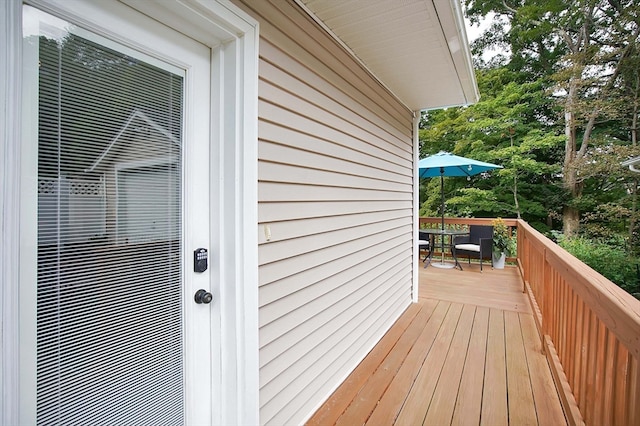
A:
[[418, 230, 431, 264], [452, 225, 493, 271]]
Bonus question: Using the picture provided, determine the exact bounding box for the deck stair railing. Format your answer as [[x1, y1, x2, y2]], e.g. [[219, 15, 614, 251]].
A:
[[419, 217, 640, 425]]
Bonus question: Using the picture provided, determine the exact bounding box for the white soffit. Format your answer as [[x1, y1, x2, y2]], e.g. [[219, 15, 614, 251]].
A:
[[298, 0, 479, 111]]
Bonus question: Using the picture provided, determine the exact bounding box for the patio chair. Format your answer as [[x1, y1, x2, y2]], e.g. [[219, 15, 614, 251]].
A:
[[452, 225, 493, 271], [418, 231, 431, 263]]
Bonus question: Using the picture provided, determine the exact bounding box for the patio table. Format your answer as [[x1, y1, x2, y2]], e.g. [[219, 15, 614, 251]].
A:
[[419, 229, 469, 270]]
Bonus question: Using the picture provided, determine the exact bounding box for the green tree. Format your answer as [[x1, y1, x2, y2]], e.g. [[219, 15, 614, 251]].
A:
[[38, 33, 183, 177], [465, 0, 640, 237], [419, 67, 564, 230]]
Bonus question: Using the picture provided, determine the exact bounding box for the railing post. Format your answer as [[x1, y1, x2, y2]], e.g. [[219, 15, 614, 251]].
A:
[[541, 246, 547, 355]]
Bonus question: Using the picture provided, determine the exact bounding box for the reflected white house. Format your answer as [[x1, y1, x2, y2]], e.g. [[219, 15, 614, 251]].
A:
[[86, 109, 181, 245], [39, 109, 180, 246]]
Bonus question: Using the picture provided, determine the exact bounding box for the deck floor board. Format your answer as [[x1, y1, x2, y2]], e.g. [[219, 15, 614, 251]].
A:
[[306, 303, 423, 426], [394, 302, 463, 425], [505, 310, 538, 425], [451, 306, 489, 425], [335, 300, 438, 425], [521, 309, 568, 425], [306, 264, 567, 426], [365, 300, 450, 425], [422, 304, 476, 425], [481, 309, 509, 426]]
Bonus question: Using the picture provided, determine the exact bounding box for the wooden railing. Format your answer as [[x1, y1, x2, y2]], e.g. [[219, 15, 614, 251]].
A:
[[419, 217, 640, 425], [517, 219, 640, 426], [418, 217, 518, 263]]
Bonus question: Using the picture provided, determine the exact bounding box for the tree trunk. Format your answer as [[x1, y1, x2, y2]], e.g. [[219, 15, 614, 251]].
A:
[[562, 159, 581, 237], [509, 131, 521, 219], [630, 77, 638, 247], [631, 179, 637, 246], [563, 206, 580, 238], [563, 80, 580, 237], [513, 179, 521, 219]]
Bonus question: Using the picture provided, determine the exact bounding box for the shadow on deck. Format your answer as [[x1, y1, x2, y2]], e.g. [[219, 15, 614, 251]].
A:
[[307, 263, 567, 425]]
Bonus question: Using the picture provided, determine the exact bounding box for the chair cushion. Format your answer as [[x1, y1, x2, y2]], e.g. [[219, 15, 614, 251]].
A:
[[418, 239, 429, 245], [455, 243, 480, 252]]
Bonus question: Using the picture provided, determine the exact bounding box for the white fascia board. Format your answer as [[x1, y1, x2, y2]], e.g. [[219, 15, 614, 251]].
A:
[[295, 0, 479, 112], [433, 0, 480, 106]]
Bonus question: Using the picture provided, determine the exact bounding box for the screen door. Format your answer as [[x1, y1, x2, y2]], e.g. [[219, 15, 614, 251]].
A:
[[22, 4, 213, 424]]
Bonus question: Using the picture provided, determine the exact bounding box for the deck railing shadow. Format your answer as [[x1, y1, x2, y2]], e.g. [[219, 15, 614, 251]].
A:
[[420, 217, 640, 425]]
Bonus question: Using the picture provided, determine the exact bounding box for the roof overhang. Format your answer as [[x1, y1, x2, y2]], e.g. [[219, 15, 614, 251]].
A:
[[296, 0, 480, 112]]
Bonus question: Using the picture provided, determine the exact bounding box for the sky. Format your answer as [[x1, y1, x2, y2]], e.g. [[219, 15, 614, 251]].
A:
[[464, 13, 508, 61], [464, 16, 487, 43]]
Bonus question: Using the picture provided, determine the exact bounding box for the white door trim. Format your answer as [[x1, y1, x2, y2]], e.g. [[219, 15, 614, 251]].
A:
[[0, 0, 260, 424], [1, 1, 23, 424]]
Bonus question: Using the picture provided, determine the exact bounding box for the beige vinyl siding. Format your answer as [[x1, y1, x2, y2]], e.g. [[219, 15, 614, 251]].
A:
[[233, 1, 417, 424]]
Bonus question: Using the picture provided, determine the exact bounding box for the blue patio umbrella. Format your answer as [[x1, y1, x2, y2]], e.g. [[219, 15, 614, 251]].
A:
[[418, 151, 502, 251]]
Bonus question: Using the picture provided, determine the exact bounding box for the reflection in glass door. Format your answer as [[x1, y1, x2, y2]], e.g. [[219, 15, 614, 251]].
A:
[[25, 7, 186, 424]]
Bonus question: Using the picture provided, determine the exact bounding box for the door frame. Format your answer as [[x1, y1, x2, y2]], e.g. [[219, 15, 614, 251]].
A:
[[0, 0, 260, 424]]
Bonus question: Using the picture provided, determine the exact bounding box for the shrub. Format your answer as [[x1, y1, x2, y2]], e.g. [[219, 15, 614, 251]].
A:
[[491, 217, 511, 256], [558, 236, 640, 296]]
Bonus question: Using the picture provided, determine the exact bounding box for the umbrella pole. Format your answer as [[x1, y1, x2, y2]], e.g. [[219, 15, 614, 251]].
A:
[[440, 171, 445, 263]]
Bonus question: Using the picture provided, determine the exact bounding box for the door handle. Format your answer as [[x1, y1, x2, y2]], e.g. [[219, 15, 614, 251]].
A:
[[194, 289, 213, 304]]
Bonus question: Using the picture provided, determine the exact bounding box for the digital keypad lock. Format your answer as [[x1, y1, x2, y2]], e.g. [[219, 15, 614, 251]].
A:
[[194, 248, 208, 273]]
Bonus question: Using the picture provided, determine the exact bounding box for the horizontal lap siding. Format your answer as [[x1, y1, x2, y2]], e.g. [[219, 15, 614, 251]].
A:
[[234, 1, 415, 424]]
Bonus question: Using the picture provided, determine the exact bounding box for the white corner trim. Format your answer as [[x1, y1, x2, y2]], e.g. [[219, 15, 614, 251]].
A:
[[163, 2, 260, 424], [1, 0, 23, 424], [237, 16, 261, 426], [211, 11, 260, 426], [202, 3, 259, 424], [412, 111, 420, 303]]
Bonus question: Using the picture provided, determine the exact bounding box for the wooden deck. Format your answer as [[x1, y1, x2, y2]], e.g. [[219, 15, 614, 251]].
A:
[[307, 263, 567, 426]]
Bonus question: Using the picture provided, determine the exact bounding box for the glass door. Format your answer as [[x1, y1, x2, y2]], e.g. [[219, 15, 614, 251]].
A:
[[22, 4, 213, 424]]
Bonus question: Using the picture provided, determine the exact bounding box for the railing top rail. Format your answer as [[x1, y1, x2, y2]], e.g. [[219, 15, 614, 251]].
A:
[[419, 217, 518, 227]]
